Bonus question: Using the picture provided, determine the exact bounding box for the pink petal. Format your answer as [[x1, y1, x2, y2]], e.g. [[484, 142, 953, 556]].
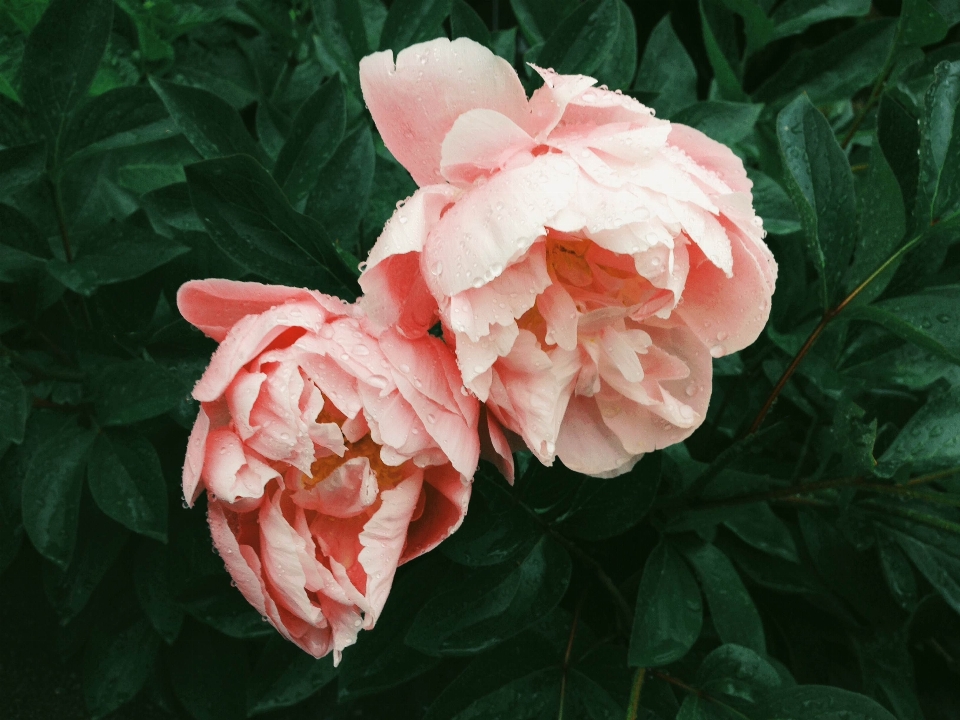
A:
[[479, 408, 515, 483], [537, 283, 579, 351], [676, 227, 776, 356], [357, 475, 423, 624], [555, 394, 635, 476], [294, 457, 379, 518], [359, 37, 531, 187], [192, 301, 330, 403], [446, 245, 551, 342], [203, 428, 280, 502], [177, 279, 348, 341], [402, 463, 472, 561], [258, 491, 325, 626], [668, 123, 752, 195], [526, 65, 597, 139], [440, 109, 537, 185], [423, 153, 580, 298], [182, 406, 210, 506]]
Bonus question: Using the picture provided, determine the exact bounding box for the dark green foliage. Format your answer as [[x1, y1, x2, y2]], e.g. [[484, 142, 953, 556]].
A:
[[1, 1, 960, 718]]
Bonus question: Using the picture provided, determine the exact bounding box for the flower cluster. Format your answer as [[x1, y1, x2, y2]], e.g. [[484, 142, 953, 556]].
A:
[[180, 38, 776, 661]]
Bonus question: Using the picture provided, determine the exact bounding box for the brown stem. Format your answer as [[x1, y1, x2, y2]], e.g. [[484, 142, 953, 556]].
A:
[[557, 591, 587, 720], [841, 62, 894, 150], [649, 672, 752, 719], [906, 466, 960, 486], [749, 232, 926, 434], [626, 669, 646, 720]]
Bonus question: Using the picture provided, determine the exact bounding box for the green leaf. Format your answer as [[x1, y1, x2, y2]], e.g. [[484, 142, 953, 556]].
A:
[[854, 286, 960, 366], [424, 635, 560, 720], [43, 504, 128, 620], [717, 0, 776, 54], [682, 541, 766, 654], [747, 169, 802, 235], [723, 503, 799, 563], [450, 0, 491, 46], [87, 431, 168, 542], [696, 644, 782, 702], [91, 360, 190, 426], [169, 621, 248, 720], [633, 14, 697, 118], [312, 0, 369, 93], [556, 454, 661, 541], [491, 27, 517, 63], [21, 419, 96, 567], [406, 535, 571, 655], [247, 635, 337, 715], [757, 686, 897, 720], [149, 78, 264, 162], [877, 94, 920, 220], [379, 0, 451, 52], [46, 220, 189, 296], [440, 472, 540, 567], [898, 0, 950, 49], [671, 101, 763, 145], [509, 0, 578, 46], [771, 0, 871, 42], [855, 629, 925, 720], [875, 529, 920, 610], [305, 124, 375, 250], [0, 93, 32, 147], [798, 511, 900, 623], [594, 1, 637, 91], [629, 540, 703, 667], [273, 76, 346, 207], [185, 154, 360, 297], [537, 0, 621, 78], [877, 387, 960, 477], [83, 616, 160, 719], [20, 0, 114, 147], [777, 94, 858, 309], [915, 61, 960, 224], [63, 85, 177, 162], [892, 528, 960, 614], [845, 141, 906, 301], [338, 558, 441, 699], [700, 0, 748, 102], [754, 20, 897, 107], [0, 141, 46, 198], [134, 541, 184, 644], [0, 364, 29, 444]]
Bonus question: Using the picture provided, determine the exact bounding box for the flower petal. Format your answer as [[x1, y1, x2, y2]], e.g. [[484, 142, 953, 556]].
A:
[[360, 37, 531, 187], [178, 279, 348, 342]]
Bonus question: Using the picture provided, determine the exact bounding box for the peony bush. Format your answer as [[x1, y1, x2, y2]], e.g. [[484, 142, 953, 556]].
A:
[[2, 1, 960, 719]]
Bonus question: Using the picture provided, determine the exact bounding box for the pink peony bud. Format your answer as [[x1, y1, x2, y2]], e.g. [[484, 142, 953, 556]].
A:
[[177, 279, 479, 663], [358, 38, 777, 478]]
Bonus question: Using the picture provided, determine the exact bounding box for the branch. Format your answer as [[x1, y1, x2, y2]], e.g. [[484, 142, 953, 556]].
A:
[[626, 669, 646, 720], [749, 232, 927, 434]]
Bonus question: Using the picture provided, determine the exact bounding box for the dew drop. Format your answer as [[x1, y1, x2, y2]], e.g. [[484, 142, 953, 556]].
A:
[[399, 363, 411, 373]]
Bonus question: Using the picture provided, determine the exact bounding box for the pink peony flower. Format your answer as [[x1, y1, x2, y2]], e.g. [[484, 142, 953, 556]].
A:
[[178, 279, 479, 662], [358, 38, 776, 478]]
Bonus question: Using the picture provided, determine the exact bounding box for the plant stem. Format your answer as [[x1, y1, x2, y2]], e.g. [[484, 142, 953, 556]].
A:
[[906, 466, 960, 486], [841, 61, 894, 149], [557, 591, 586, 720], [50, 177, 72, 262], [626, 669, 646, 720], [749, 232, 926, 434]]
